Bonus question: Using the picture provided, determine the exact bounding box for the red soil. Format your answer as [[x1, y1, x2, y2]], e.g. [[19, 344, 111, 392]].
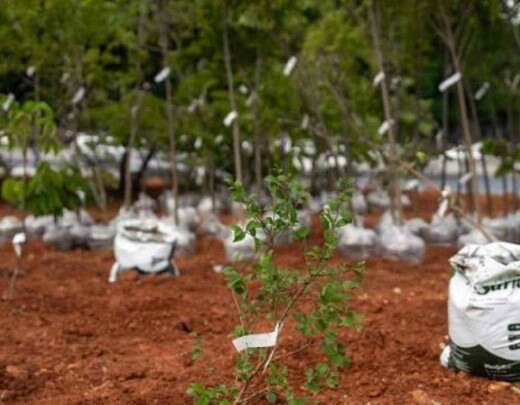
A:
[[0, 194, 519, 404]]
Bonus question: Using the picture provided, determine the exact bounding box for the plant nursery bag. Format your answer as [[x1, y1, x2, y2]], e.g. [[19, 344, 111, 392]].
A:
[[442, 242, 520, 381]]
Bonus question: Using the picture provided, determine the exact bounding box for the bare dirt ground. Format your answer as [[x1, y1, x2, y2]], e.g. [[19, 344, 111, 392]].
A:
[[0, 190, 519, 404]]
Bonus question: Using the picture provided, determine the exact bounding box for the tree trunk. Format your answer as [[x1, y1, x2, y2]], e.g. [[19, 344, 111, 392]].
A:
[[441, 7, 481, 222], [369, 1, 402, 224], [222, 5, 243, 184], [158, 0, 179, 224], [253, 51, 263, 199]]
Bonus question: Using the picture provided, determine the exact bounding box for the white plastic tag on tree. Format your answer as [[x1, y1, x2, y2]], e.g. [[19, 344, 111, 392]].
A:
[[239, 84, 248, 94], [283, 56, 297, 77], [301, 114, 309, 130], [245, 92, 256, 107], [26, 66, 36, 77], [378, 119, 393, 135], [2, 93, 14, 112], [194, 137, 203, 150], [439, 72, 461, 92], [474, 82, 490, 101], [459, 172, 473, 185], [188, 99, 198, 113], [61, 72, 70, 84], [154, 67, 171, 83], [232, 323, 281, 352], [215, 134, 224, 145], [223, 110, 238, 127], [373, 71, 385, 87], [72, 87, 86, 105], [12, 232, 26, 258], [435, 187, 451, 218], [511, 73, 520, 90], [436, 130, 444, 150]]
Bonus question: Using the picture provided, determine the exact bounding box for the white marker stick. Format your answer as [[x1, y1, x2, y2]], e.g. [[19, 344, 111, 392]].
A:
[[373, 71, 385, 87], [232, 323, 281, 352], [239, 84, 248, 95], [439, 72, 461, 92], [283, 56, 297, 77], [223, 110, 238, 127], [474, 82, 490, 101], [154, 67, 171, 83]]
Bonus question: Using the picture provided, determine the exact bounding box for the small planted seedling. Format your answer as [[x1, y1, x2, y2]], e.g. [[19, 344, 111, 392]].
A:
[[188, 174, 363, 404]]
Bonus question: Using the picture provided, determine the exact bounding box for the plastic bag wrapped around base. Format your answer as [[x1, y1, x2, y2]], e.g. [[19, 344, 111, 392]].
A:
[[457, 228, 494, 248], [404, 217, 429, 238], [337, 224, 378, 259], [379, 225, 425, 263], [43, 226, 74, 251], [224, 233, 256, 261], [441, 242, 520, 381], [24, 215, 54, 239], [0, 216, 23, 242], [87, 224, 116, 250], [423, 214, 459, 245]]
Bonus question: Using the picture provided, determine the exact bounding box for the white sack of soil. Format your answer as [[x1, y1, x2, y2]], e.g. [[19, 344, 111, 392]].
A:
[[43, 226, 73, 251], [200, 214, 228, 239], [59, 209, 94, 227], [87, 224, 116, 251], [375, 211, 394, 234], [367, 190, 390, 211], [337, 224, 378, 259], [224, 230, 256, 262], [366, 191, 410, 211], [352, 193, 367, 215], [441, 242, 520, 381], [160, 220, 196, 257], [109, 218, 179, 282], [379, 225, 425, 263], [457, 228, 493, 247], [0, 216, 23, 241], [423, 214, 459, 245], [481, 217, 509, 242], [404, 217, 429, 238], [24, 215, 54, 238]]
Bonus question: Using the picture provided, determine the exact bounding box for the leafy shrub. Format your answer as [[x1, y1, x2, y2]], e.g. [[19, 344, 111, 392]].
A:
[[188, 174, 363, 404], [2, 162, 89, 219]]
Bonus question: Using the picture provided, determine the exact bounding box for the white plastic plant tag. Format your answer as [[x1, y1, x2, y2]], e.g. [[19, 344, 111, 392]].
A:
[[154, 67, 171, 83], [188, 99, 198, 113], [61, 72, 70, 84], [215, 134, 224, 145], [245, 92, 256, 107], [405, 179, 420, 190], [2, 93, 14, 112], [512, 73, 520, 90], [437, 199, 449, 218], [474, 82, 490, 101], [435, 130, 443, 149], [239, 84, 248, 94], [301, 114, 309, 130], [232, 323, 281, 352], [223, 110, 238, 127], [283, 56, 297, 77], [378, 119, 393, 135], [439, 72, 461, 92], [194, 137, 202, 150], [26, 66, 36, 77], [459, 172, 473, 185], [373, 71, 385, 87], [241, 140, 253, 155], [12, 232, 26, 258], [72, 87, 86, 105]]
